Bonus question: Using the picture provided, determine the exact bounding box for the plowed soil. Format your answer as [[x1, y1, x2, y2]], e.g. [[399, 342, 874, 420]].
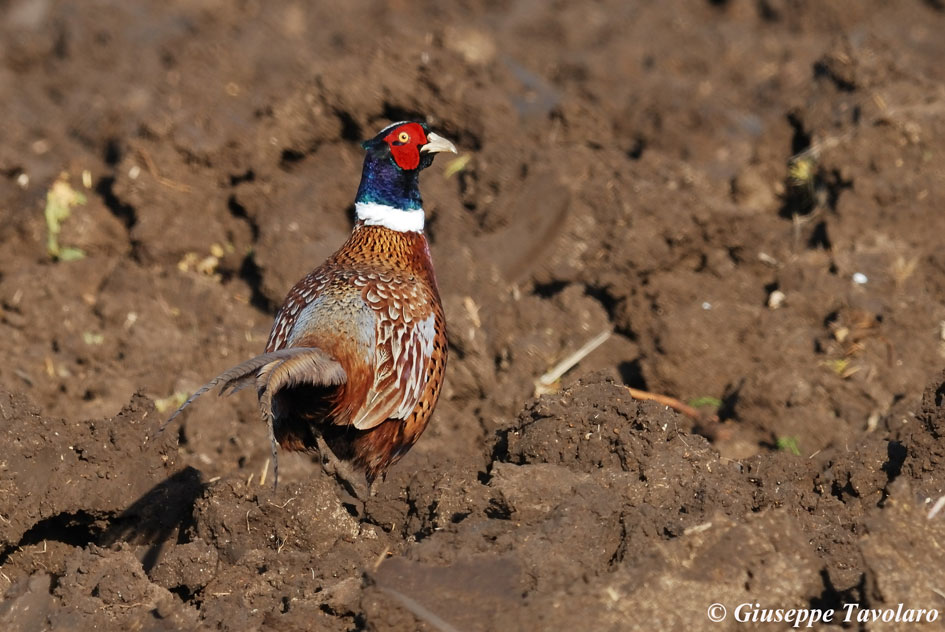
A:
[[2, 1, 945, 630]]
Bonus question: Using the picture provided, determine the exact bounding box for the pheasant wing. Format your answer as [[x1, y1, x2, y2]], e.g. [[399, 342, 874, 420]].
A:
[[350, 280, 437, 430]]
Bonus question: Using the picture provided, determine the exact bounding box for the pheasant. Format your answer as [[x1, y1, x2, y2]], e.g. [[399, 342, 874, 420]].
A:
[[165, 121, 455, 493]]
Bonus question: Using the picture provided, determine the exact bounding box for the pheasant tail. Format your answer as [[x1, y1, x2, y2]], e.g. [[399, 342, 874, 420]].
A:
[[161, 347, 346, 487]]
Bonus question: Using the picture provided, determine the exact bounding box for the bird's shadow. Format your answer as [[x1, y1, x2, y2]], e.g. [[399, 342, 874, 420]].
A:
[[99, 467, 205, 572]]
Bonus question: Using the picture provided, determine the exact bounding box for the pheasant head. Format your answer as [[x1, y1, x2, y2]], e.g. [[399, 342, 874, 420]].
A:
[[355, 121, 457, 232]]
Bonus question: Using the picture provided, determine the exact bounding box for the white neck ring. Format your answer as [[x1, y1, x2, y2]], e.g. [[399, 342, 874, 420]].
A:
[[355, 202, 425, 233]]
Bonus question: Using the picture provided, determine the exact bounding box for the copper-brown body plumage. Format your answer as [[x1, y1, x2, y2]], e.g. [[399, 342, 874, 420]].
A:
[[164, 121, 456, 490], [267, 225, 447, 483]]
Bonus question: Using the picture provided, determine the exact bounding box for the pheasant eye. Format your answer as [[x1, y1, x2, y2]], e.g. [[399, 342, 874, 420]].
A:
[[397, 131, 410, 143]]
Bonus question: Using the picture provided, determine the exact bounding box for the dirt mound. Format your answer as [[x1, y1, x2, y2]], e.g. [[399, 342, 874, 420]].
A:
[[2, 0, 945, 629], [3, 372, 945, 630]]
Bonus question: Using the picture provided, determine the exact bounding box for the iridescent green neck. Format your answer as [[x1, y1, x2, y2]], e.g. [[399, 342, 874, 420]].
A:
[[354, 153, 422, 210]]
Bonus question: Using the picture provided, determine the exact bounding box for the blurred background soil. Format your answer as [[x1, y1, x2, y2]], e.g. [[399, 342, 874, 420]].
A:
[[1, 0, 945, 629]]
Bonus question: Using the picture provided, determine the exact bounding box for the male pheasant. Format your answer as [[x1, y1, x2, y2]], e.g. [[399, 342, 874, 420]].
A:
[[165, 121, 455, 491]]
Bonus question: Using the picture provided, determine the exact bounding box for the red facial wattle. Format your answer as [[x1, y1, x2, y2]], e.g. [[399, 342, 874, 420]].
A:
[[384, 122, 428, 170]]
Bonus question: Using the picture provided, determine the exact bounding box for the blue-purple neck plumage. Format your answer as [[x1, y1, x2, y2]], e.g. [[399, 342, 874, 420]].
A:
[[164, 121, 456, 494]]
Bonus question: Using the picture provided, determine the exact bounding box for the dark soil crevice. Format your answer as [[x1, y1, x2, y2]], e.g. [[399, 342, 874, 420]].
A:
[[626, 135, 646, 160], [531, 279, 569, 298], [95, 176, 137, 230], [238, 251, 275, 314], [813, 57, 857, 93], [227, 193, 259, 240], [103, 138, 122, 166], [584, 284, 634, 339], [229, 169, 255, 186], [279, 148, 307, 169], [822, 168, 853, 212], [617, 358, 648, 390], [0, 510, 114, 567], [334, 109, 363, 143], [879, 441, 907, 504], [380, 103, 429, 130]]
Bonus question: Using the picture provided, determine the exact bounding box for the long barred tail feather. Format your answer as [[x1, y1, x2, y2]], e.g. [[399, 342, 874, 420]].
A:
[[159, 347, 346, 489]]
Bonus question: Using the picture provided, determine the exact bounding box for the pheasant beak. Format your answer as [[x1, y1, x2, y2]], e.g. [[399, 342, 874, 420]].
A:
[[420, 132, 457, 155]]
